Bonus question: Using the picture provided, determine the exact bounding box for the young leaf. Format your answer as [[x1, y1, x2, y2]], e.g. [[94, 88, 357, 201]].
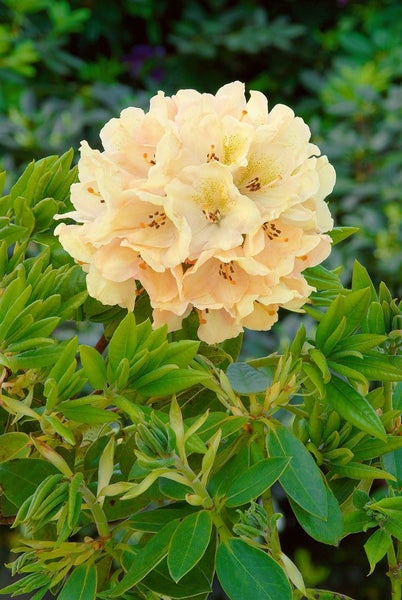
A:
[[168, 510, 213, 582], [224, 458, 289, 508], [216, 538, 292, 600], [325, 375, 386, 441], [266, 427, 328, 519]]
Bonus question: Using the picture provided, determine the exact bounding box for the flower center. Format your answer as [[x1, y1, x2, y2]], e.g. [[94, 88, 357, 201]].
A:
[[195, 179, 231, 223]]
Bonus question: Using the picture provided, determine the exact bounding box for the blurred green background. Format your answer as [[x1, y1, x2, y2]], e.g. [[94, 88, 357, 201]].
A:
[[0, 0, 401, 598]]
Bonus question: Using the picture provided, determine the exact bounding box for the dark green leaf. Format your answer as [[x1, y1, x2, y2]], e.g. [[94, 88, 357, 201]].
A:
[[216, 538, 291, 600], [225, 458, 289, 507], [364, 528, 392, 575], [353, 437, 402, 461], [326, 375, 386, 440], [104, 520, 179, 597], [289, 486, 342, 545], [168, 511, 212, 582], [382, 448, 402, 487], [127, 507, 196, 533], [0, 459, 59, 508], [337, 353, 402, 382], [266, 427, 328, 519]]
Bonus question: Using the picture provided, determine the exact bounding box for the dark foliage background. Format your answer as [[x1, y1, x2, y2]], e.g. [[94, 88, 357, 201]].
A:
[[0, 1, 400, 598]]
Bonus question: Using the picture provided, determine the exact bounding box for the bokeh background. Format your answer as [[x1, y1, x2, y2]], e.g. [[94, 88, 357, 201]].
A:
[[0, 0, 401, 598]]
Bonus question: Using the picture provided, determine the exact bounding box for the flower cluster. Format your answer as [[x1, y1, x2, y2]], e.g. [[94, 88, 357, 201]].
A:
[[55, 82, 335, 343]]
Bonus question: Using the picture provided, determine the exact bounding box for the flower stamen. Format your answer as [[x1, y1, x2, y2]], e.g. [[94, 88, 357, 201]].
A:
[[140, 210, 167, 229], [202, 207, 221, 223], [218, 261, 237, 285], [206, 144, 220, 163], [143, 152, 156, 166]]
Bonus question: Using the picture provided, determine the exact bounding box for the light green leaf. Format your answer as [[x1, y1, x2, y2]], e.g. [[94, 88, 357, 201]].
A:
[[328, 462, 396, 481], [168, 511, 212, 582], [58, 562, 97, 600], [80, 344, 107, 389], [0, 432, 30, 463], [216, 538, 292, 600], [136, 369, 212, 397], [108, 312, 137, 372]]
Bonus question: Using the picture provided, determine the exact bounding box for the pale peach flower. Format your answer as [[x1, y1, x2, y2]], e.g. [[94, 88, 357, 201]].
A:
[[55, 82, 335, 343]]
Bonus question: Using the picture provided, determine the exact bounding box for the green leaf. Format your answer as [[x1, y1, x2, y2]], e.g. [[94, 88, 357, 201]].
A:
[[0, 432, 30, 462], [58, 562, 97, 600], [168, 511, 212, 582], [58, 403, 117, 425], [342, 510, 376, 536], [328, 462, 396, 481], [382, 448, 402, 487], [216, 538, 292, 600], [315, 289, 371, 353], [364, 528, 392, 575], [108, 312, 137, 372], [226, 362, 271, 393], [143, 541, 214, 598], [161, 340, 200, 368], [80, 344, 107, 389], [127, 507, 196, 533], [353, 437, 402, 461], [224, 458, 289, 507], [351, 261, 377, 302], [336, 353, 402, 382], [136, 369, 212, 397], [326, 375, 386, 441], [329, 227, 360, 245], [0, 459, 59, 508], [330, 334, 387, 354], [104, 520, 179, 597], [266, 427, 328, 519], [289, 486, 343, 545], [304, 589, 358, 600]]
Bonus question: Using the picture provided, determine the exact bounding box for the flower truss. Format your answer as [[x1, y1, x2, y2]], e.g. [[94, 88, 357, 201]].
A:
[[55, 82, 335, 343]]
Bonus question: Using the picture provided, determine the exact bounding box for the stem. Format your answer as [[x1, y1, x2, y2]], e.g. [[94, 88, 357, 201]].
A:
[[387, 542, 401, 600], [95, 334, 108, 354], [261, 488, 282, 559], [81, 485, 110, 539], [177, 462, 232, 541]]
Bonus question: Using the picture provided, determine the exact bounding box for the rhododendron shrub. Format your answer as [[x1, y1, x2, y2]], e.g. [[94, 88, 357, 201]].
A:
[[0, 85, 400, 600], [55, 82, 335, 343]]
